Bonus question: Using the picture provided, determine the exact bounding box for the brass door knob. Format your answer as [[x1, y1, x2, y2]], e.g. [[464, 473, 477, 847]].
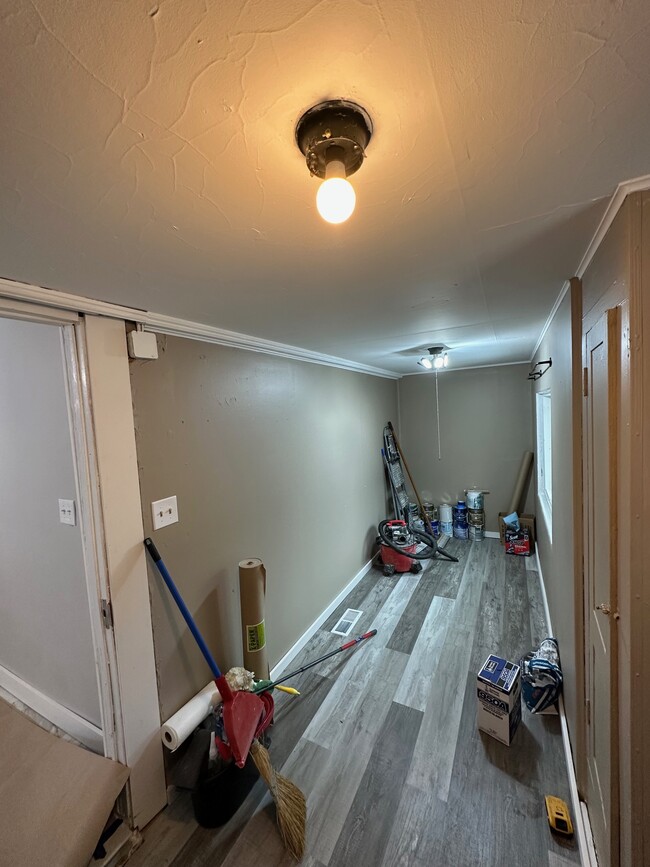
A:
[[596, 602, 611, 616]]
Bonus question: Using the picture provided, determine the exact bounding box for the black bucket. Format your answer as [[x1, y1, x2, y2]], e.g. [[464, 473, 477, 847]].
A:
[[191, 752, 260, 828]]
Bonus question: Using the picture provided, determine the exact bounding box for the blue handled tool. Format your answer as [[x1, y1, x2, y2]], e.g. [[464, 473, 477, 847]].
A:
[[144, 537, 266, 767]]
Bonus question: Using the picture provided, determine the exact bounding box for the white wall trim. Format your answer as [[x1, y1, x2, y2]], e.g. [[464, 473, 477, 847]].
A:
[[531, 174, 650, 361], [484, 530, 500, 539], [0, 277, 399, 381], [535, 545, 597, 867], [0, 662, 104, 753], [530, 280, 571, 362], [575, 174, 650, 279], [270, 554, 379, 680], [84, 315, 167, 829], [61, 325, 122, 763]]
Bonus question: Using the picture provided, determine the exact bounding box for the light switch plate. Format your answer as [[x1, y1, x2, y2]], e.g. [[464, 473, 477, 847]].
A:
[[151, 495, 179, 530], [59, 498, 76, 526]]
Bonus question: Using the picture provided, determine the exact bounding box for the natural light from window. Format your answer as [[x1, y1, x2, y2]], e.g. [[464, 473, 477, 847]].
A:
[[536, 390, 552, 539]]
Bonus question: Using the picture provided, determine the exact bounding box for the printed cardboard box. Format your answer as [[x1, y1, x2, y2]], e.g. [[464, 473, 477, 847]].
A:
[[498, 512, 536, 546], [477, 654, 522, 746]]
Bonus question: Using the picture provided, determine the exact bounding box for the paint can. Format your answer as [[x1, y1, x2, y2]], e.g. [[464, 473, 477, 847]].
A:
[[439, 503, 453, 524], [469, 525, 484, 541], [468, 508, 485, 527], [452, 501, 467, 520], [430, 519, 440, 538], [452, 502, 468, 527], [440, 520, 453, 536], [453, 501, 468, 540], [465, 490, 484, 510]]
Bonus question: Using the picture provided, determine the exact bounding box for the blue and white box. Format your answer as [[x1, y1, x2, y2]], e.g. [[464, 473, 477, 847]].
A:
[[477, 655, 522, 746]]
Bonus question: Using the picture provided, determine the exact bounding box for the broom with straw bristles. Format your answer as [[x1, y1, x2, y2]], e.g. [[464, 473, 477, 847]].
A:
[[250, 738, 306, 860]]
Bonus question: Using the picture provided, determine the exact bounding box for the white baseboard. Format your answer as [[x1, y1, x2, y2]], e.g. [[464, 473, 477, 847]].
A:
[[484, 530, 500, 539], [270, 553, 379, 680], [0, 662, 104, 753], [534, 547, 596, 867]]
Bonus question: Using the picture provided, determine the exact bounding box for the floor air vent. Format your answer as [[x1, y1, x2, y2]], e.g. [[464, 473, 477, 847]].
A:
[[331, 608, 362, 637]]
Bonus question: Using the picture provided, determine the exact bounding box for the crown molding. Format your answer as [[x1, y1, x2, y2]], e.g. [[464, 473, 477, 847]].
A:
[[0, 277, 400, 380], [531, 174, 650, 361]]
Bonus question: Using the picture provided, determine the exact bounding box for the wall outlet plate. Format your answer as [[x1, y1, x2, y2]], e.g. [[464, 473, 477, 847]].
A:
[[151, 495, 179, 530], [58, 498, 76, 526]]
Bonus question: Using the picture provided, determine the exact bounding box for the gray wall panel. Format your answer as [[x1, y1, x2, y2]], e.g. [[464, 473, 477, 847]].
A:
[[531, 292, 577, 747], [131, 337, 397, 720], [397, 364, 534, 532]]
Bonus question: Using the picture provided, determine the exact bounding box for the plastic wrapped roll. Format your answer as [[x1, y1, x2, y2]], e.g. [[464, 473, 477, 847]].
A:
[[160, 682, 221, 751], [239, 558, 269, 680]]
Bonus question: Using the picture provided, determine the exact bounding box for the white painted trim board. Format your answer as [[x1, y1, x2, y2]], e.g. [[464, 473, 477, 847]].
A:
[[0, 277, 399, 381], [531, 174, 650, 361], [0, 662, 104, 753], [83, 315, 167, 828], [534, 545, 596, 867], [270, 553, 379, 680]]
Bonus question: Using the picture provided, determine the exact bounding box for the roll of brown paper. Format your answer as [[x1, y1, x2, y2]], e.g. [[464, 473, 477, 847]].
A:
[[509, 451, 534, 515], [238, 558, 269, 680]]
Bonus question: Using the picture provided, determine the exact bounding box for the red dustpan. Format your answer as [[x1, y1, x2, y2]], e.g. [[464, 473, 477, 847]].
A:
[[144, 538, 265, 767]]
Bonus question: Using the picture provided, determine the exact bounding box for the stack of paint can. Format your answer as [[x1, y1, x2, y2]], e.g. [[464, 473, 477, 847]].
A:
[[452, 500, 469, 540], [465, 489, 485, 541], [439, 502, 453, 536], [423, 502, 440, 538]]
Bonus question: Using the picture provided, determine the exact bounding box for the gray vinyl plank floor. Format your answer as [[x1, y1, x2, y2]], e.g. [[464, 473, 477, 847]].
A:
[[130, 540, 581, 867]]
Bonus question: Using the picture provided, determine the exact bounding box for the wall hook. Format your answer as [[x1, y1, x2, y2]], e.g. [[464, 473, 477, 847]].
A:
[[528, 358, 552, 381]]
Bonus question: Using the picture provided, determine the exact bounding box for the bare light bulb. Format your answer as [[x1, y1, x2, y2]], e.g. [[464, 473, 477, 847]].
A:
[[433, 355, 445, 370], [316, 160, 356, 224]]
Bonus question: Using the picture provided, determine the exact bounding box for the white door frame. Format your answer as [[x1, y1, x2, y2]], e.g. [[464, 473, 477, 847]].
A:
[[0, 298, 166, 828], [82, 314, 166, 828], [582, 306, 621, 867], [0, 300, 116, 755], [61, 323, 124, 761]]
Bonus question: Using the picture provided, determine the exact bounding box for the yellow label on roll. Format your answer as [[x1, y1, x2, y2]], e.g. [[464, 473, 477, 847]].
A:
[[246, 620, 266, 653]]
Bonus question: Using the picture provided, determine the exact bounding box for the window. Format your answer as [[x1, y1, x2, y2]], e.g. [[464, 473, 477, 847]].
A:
[[536, 390, 552, 536]]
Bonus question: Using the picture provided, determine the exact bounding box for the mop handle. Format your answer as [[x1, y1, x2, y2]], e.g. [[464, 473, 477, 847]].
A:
[[253, 629, 377, 692], [144, 538, 223, 680]]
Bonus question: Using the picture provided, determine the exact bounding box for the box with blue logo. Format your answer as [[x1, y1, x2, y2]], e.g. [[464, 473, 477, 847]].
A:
[[477, 655, 522, 745]]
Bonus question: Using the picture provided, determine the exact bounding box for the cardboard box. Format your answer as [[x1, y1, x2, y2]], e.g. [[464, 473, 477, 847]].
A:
[[477, 655, 522, 745], [498, 512, 536, 546]]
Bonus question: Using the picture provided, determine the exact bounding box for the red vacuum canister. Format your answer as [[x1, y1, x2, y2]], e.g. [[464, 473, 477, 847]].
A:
[[379, 520, 422, 575]]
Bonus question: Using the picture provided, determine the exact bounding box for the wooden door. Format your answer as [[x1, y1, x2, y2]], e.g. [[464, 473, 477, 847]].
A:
[[583, 307, 619, 867]]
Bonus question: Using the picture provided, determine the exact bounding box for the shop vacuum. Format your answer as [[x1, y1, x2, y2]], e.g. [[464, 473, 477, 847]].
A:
[[377, 519, 437, 575]]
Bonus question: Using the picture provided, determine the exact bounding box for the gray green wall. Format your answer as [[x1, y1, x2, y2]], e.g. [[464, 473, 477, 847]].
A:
[[530, 292, 577, 747], [0, 317, 101, 725], [131, 336, 397, 720], [397, 364, 534, 532]]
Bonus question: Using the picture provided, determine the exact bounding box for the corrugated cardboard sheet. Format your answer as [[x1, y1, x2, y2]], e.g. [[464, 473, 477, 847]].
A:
[[0, 699, 129, 867]]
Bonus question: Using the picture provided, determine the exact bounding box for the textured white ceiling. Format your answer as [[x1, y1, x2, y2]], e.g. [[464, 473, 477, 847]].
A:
[[1, 0, 649, 373]]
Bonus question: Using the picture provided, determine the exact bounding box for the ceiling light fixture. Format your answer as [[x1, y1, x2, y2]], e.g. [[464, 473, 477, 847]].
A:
[[296, 99, 373, 224], [418, 346, 449, 370]]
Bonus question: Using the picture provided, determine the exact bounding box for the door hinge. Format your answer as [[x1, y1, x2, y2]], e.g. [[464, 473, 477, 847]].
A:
[[583, 367, 588, 397], [101, 599, 114, 629], [585, 698, 591, 726]]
